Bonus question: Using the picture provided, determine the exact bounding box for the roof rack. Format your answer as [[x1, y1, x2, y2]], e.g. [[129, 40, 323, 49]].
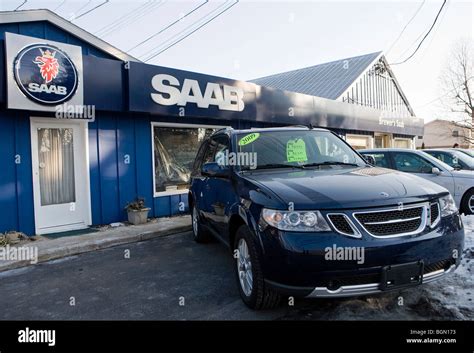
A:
[[212, 127, 234, 135], [285, 124, 315, 129]]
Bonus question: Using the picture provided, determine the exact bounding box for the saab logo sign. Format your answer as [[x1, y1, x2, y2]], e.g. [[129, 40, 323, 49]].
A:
[[14, 44, 78, 105], [151, 74, 245, 112]]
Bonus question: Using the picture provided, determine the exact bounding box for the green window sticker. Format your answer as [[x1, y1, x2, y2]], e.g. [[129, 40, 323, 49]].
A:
[[239, 132, 260, 146], [287, 138, 307, 162]]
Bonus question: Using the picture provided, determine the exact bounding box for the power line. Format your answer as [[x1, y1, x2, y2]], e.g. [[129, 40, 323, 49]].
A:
[[144, 0, 239, 62], [390, 0, 447, 65], [75, 0, 92, 15], [14, 0, 27, 10], [74, 0, 109, 20], [97, 1, 165, 37], [94, 1, 154, 35], [139, 1, 231, 59], [54, 0, 66, 11], [386, 0, 425, 56], [128, 0, 208, 52]]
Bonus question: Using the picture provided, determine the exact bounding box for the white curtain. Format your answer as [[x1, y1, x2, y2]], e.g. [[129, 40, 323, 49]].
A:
[[38, 128, 76, 206]]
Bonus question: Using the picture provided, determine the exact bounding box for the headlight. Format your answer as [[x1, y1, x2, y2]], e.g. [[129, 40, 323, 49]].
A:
[[261, 208, 331, 232], [439, 194, 458, 217]]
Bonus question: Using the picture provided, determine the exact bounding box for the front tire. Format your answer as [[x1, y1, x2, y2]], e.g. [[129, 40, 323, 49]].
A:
[[234, 225, 281, 310], [461, 189, 474, 215], [192, 205, 212, 243]]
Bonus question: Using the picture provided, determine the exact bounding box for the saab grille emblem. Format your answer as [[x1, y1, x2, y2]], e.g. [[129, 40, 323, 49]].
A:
[[380, 192, 389, 198], [13, 44, 78, 105]]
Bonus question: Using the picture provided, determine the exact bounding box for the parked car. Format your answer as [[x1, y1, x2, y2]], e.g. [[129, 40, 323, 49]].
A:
[[423, 149, 474, 171], [189, 127, 464, 310], [360, 148, 474, 215], [452, 148, 474, 158]]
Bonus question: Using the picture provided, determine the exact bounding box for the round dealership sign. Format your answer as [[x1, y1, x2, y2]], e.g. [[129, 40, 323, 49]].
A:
[[13, 44, 78, 105]]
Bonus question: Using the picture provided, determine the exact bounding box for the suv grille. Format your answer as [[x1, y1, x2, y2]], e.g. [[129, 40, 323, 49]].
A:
[[354, 204, 427, 237], [327, 214, 360, 238], [430, 202, 440, 227]]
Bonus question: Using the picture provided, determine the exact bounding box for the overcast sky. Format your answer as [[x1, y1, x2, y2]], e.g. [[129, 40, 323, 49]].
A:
[[4, 0, 473, 122]]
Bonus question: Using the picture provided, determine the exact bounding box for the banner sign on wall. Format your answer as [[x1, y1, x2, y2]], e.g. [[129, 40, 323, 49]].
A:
[[5, 32, 83, 112], [128, 62, 258, 121], [128, 61, 423, 136]]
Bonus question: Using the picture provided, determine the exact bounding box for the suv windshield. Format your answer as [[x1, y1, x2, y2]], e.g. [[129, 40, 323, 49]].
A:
[[236, 130, 366, 170]]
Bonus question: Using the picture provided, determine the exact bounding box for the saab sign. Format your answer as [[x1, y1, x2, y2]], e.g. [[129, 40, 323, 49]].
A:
[[14, 44, 78, 105], [128, 62, 257, 120], [6, 33, 83, 111], [151, 74, 245, 112]]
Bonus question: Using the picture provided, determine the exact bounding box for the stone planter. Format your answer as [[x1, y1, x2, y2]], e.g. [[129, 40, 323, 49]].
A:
[[127, 208, 151, 225]]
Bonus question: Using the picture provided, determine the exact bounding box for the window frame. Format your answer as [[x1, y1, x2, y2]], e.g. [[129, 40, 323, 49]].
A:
[[391, 151, 436, 174], [151, 122, 226, 197]]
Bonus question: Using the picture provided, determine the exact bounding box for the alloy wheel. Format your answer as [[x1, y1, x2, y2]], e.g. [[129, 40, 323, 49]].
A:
[[237, 238, 253, 297]]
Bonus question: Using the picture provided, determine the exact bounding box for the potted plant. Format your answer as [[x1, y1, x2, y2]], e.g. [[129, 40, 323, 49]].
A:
[[125, 197, 150, 225]]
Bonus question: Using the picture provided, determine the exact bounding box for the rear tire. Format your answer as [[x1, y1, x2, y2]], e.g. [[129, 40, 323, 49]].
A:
[[233, 224, 281, 310], [192, 205, 212, 243], [461, 189, 474, 215]]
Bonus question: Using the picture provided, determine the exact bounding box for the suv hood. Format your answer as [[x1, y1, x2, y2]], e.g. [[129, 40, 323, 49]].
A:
[[242, 167, 448, 210]]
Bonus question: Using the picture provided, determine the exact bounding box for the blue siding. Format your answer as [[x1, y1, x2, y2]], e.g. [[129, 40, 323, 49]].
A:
[[134, 116, 155, 217], [117, 117, 137, 220], [88, 118, 103, 225], [0, 109, 35, 235], [0, 111, 19, 232], [97, 114, 121, 224], [15, 113, 35, 234]]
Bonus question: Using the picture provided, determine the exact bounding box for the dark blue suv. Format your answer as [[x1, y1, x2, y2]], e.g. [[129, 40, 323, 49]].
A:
[[189, 127, 464, 310]]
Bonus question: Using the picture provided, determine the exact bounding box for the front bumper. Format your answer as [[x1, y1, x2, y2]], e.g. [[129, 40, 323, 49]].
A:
[[305, 264, 456, 298], [259, 213, 464, 297]]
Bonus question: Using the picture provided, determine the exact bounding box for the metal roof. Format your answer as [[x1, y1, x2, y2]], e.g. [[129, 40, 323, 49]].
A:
[[0, 9, 139, 62], [250, 52, 382, 99]]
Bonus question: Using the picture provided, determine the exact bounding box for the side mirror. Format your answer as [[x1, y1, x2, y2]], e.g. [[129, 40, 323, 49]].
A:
[[201, 162, 230, 178], [363, 155, 376, 165], [431, 167, 441, 175], [453, 164, 462, 170]]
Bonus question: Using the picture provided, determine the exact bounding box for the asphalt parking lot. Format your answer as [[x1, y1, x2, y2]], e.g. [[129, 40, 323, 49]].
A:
[[0, 230, 472, 320]]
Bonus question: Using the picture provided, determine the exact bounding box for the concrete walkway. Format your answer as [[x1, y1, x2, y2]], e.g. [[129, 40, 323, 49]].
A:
[[0, 216, 191, 272]]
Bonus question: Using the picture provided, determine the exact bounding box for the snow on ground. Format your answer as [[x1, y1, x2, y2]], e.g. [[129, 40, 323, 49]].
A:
[[280, 216, 474, 320]]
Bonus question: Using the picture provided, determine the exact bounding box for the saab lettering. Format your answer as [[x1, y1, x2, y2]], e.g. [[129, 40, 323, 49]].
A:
[[151, 74, 245, 112], [28, 83, 67, 95]]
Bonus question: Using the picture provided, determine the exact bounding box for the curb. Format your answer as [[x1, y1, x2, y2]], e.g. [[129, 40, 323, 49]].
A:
[[0, 221, 191, 273]]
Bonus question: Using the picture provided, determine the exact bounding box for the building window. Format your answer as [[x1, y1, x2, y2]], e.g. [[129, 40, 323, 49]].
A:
[[452, 130, 459, 137], [152, 124, 220, 196], [394, 138, 412, 149], [346, 134, 372, 150]]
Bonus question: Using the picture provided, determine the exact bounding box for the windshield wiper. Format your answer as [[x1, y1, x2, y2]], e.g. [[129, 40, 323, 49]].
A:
[[301, 161, 360, 168], [254, 163, 306, 170]]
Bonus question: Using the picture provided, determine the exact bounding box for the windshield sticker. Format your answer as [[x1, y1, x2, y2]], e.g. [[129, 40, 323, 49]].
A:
[[239, 133, 260, 146], [286, 138, 308, 162]]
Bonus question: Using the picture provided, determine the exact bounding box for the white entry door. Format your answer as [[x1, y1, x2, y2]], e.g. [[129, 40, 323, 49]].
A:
[[31, 118, 91, 234]]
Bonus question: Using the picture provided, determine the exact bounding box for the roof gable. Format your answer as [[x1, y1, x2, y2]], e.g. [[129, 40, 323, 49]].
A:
[[250, 52, 382, 99], [0, 9, 138, 62]]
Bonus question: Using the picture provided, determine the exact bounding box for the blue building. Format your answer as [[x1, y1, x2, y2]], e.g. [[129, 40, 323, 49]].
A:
[[0, 9, 423, 236]]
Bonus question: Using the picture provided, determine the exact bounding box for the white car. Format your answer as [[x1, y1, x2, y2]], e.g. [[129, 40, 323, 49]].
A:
[[360, 148, 474, 214]]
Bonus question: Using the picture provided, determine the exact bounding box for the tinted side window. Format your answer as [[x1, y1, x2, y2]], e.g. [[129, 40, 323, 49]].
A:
[[192, 139, 217, 176], [192, 140, 209, 177], [363, 153, 390, 168], [393, 153, 434, 173], [212, 135, 230, 162]]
